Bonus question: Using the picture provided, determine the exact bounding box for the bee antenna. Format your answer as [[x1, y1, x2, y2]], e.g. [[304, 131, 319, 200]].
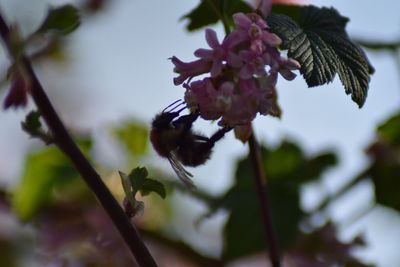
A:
[[175, 106, 187, 114], [163, 99, 183, 113]]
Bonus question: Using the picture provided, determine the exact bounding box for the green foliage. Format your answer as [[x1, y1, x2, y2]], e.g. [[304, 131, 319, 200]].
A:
[[376, 113, 400, 145], [12, 147, 78, 221], [202, 140, 337, 260], [120, 167, 166, 217], [182, 0, 252, 31], [21, 111, 53, 144], [22, 110, 41, 130], [128, 167, 166, 199], [268, 5, 374, 107], [37, 5, 80, 35], [366, 112, 400, 212], [12, 139, 91, 221], [113, 121, 148, 158], [0, 240, 17, 267]]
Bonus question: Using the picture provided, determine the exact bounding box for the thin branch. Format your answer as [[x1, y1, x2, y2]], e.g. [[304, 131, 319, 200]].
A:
[[313, 167, 370, 213], [248, 132, 281, 267], [354, 38, 400, 52], [0, 12, 158, 267]]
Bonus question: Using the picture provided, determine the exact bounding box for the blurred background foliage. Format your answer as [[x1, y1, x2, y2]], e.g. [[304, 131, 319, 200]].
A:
[[0, 0, 400, 266]]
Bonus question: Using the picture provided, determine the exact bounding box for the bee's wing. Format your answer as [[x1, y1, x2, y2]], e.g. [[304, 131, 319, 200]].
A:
[[168, 152, 196, 189]]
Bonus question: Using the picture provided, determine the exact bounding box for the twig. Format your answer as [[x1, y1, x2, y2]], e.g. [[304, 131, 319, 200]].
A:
[[248, 132, 281, 267], [313, 167, 370, 213], [0, 11, 158, 267]]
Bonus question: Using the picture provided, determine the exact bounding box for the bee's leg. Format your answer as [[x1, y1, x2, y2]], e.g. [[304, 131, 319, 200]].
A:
[[192, 134, 209, 142], [209, 127, 232, 144]]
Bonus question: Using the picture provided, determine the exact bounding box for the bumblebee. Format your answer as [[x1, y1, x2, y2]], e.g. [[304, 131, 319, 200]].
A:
[[150, 100, 230, 187]]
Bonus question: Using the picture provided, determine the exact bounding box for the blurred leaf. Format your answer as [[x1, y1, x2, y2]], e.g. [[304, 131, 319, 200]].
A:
[[12, 147, 79, 221], [271, 4, 301, 21], [37, 5, 80, 35], [113, 121, 148, 158], [366, 112, 400, 212], [182, 0, 252, 31], [376, 112, 400, 146], [12, 138, 91, 221], [268, 5, 374, 107], [211, 140, 337, 260], [288, 224, 373, 267], [0, 240, 17, 267]]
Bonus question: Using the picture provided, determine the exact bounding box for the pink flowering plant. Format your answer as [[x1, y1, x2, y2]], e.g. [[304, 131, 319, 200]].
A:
[[172, 9, 300, 131], [173, 0, 373, 139], [0, 1, 378, 267]]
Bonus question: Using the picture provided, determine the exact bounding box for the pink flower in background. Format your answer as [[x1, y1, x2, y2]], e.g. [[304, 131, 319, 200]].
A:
[[171, 6, 300, 129]]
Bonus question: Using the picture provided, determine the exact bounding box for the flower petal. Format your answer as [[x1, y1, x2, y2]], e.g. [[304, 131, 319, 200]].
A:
[[205, 28, 220, 49]]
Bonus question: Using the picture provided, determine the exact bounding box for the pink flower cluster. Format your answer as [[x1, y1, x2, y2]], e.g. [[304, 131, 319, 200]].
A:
[[171, 12, 300, 127]]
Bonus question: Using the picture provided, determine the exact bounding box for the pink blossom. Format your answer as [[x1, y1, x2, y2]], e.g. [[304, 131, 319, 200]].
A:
[[184, 78, 221, 120], [194, 29, 226, 77], [171, 7, 300, 128], [171, 56, 211, 85], [238, 50, 267, 79]]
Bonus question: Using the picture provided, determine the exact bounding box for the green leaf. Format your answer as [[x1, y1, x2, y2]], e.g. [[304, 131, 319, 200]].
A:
[[140, 179, 167, 199], [22, 110, 41, 130], [213, 140, 337, 260], [113, 121, 148, 158], [128, 166, 149, 194], [267, 5, 374, 107], [182, 0, 252, 31], [128, 167, 166, 199], [12, 147, 80, 221], [376, 112, 400, 146], [222, 154, 303, 260], [367, 112, 400, 212], [37, 5, 80, 35]]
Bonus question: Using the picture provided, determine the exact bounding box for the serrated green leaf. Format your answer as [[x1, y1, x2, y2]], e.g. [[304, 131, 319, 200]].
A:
[[38, 5, 80, 35], [267, 5, 374, 107], [113, 121, 148, 158], [182, 0, 252, 31], [140, 179, 166, 199]]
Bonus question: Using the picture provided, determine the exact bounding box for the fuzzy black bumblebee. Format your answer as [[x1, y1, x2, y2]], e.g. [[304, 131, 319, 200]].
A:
[[150, 100, 230, 187]]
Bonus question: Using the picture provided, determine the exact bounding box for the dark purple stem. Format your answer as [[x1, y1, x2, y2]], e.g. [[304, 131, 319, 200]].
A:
[[0, 12, 157, 267], [248, 132, 281, 267]]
